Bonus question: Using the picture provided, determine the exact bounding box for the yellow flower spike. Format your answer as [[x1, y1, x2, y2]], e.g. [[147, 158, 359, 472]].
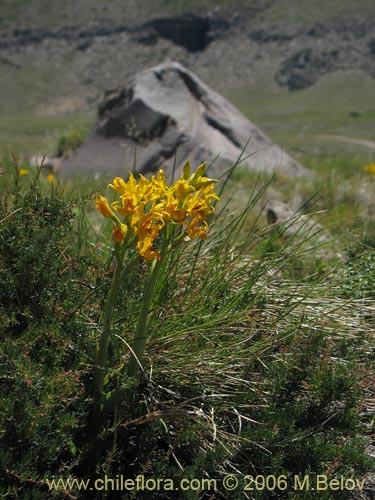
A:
[[93, 164, 221, 396], [100, 165, 219, 260], [19, 168, 29, 176], [96, 195, 114, 218]]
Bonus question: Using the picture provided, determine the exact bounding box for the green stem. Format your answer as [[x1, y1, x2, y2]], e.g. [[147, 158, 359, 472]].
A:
[[127, 244, 167, 378], [93, 246, 125, 407]]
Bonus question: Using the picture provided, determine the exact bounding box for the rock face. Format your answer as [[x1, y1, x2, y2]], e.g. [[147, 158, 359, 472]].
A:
[[274, 18, 375, 90], [275, 48, 340, 90], [1, 6, 375, 112], [61, 62, 312, 179], [140, 14, 227, 52]]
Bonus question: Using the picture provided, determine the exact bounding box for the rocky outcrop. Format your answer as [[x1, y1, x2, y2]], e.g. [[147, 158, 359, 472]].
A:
[[274, 18, 375, 90], [276, 48, 340, 90], [0, 13, 229, 54], [140, 13, 229, 52], [61, 62, 312, 179]]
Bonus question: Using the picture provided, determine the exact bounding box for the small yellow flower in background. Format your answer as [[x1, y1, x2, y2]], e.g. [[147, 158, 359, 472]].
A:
[[19, 168, 29, 176], [47, 173, 56, 184], [96, 195, 114, 218], [363, 163, 375, 176]]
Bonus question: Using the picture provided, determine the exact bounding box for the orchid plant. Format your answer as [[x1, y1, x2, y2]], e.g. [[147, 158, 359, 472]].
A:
[[93, 162, 219, 422]]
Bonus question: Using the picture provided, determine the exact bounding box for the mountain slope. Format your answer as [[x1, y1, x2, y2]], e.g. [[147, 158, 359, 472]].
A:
[[0, 0, 374, 159]]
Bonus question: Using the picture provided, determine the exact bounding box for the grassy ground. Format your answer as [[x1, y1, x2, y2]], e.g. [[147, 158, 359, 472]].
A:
[[223, 71, 375, 152], [260, 0, 375, 27], [0, 111, 93, 160]]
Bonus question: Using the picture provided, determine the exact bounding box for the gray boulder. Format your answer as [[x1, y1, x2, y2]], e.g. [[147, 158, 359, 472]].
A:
[[61, 61, 312, 179]]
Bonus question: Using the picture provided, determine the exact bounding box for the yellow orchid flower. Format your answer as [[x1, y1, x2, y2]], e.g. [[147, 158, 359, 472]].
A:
[[113, 224, 127, 243], [96, 195, 114, 218], [186, 218, 208, 240], [173, 178, 194, 200], [115, 194, 137, 216], [150, 169, 169, 198], [108, 176, 128, 194], [137, 235, 161, 261]]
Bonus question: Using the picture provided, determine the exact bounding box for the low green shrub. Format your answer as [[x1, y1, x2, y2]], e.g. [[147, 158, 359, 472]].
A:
[[56, 129, 85, 157]]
